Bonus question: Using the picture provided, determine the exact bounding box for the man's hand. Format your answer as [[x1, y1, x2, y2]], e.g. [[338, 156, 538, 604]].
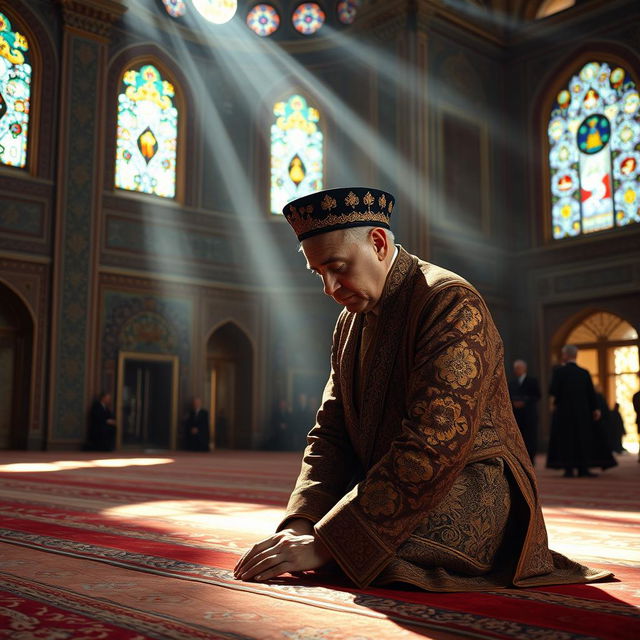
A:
[[233, 526, 331, 582], [512, 400, 525, 409]]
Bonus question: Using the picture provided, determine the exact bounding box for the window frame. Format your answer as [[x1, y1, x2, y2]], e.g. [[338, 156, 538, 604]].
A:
[[541, 52, 640, 244]]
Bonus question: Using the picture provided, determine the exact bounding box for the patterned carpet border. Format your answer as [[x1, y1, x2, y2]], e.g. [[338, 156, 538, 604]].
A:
[[0, 529, 625, 640]]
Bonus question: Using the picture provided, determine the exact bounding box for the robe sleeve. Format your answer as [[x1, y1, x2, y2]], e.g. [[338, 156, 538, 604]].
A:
[[314, 285, 498, 588], [278, 314, 358, 527]]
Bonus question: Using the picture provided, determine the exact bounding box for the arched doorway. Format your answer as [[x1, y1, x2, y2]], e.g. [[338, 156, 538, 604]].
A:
[[207, 323, 253, 449], [0, 281, 34, 449], [553, 311, 639, 452]]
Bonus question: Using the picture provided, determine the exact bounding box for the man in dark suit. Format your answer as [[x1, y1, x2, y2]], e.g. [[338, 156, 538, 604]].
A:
[[184, 397, 210, 452], [547, 344, 615, 477], [86, 392, 117, 451], [508, 360, 541, 465]]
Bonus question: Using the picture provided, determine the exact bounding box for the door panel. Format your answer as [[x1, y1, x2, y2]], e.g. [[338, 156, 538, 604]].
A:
[[117, 353, 177, 450]]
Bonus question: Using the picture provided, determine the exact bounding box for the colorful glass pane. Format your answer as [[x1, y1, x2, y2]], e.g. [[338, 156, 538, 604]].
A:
[[246, 4, 280, 37], [271, 94, 323, 214], [192, 0, 237, 25], [115, 64, 178, 199], [337, 1, 357, 25], [161, 0, 186, 18], [0, 12, 30, 168], [292, 3, 325, 35], [549, 61, 640, 239]]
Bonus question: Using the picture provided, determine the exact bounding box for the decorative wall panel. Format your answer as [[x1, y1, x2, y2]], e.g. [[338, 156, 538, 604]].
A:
[[106, 217, 234, 265], [51, 36, 99, 440], [0, 197, 44, 236]]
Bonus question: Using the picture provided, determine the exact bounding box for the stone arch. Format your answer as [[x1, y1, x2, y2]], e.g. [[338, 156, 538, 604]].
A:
[[550, 309, 639, 449]]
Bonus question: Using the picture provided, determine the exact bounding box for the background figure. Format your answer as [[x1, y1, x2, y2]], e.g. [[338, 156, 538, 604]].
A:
[[508, 359, 541, 464], [184, 397, 210, 452], [292, 393, 313, 450], [266, 399, 292, 450], [547, 345, 616, 477], [633, 384, 640, 462], [593, 384, 612, 456], [215, 408, 229, 449], [608, 403, 627, 454], [85, 392, 116, 452]]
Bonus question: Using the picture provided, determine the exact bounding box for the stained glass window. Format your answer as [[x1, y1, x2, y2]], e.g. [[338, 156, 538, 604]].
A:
[[0, 12, 30, 169], [246, 4, 280, 36], [161, 0, 187, 18], [292, 3, 325, 35], [337, 1, 357, 25], [115, 64, 178, 199], [271, 94, 323, 215], [549, 61, 640, 239], [192, 0, 237, 24]]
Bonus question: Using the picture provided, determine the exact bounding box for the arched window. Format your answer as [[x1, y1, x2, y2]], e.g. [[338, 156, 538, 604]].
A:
[[564, 311, 639, 450], [115, 63, 178, 199], [0, 11, 31, 169], [548, 61, 640, 239], [270, 93, 323, 215]]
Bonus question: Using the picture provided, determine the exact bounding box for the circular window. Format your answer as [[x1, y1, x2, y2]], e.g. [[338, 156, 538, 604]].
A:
[[246, 4, 280, 36], [292, 3, 326, 35], [336, 1, 356, 25], [161, 0, 187, 18], [192, 0, 237, 25]]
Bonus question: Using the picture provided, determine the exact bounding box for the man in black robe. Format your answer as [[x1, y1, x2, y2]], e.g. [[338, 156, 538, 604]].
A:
[[547, 345, 615, 477], [184, 397, 210, 452], [508, 359, 541, 464]]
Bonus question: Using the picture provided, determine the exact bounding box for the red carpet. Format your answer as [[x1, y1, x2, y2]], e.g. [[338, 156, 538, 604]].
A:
[[0, 451, 638, 639]]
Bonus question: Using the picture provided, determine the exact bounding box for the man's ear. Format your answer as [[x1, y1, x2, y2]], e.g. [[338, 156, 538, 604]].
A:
[[370, 227, 389, 260]]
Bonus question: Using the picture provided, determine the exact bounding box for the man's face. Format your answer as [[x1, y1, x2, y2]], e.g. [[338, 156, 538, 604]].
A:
[[513, 362, 526, 377], [301, 229, 389, 313]]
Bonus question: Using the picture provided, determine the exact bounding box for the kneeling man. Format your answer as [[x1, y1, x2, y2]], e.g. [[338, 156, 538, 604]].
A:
[[235, 187, 610, 591]]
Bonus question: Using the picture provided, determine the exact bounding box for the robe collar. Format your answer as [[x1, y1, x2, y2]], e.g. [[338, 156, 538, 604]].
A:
[[341, 246, 419, 467]]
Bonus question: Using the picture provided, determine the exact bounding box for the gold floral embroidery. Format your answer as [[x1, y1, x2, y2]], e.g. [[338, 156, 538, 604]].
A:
[[361, 480, 399, 517], [345, 191, 359, 207], [363, 191, 375, 210], [412, 396, 468, 445], [378, 194, 387, 209], [447, 302, 482, 334], [321, 194, 337, 211], [394, 450, 434, 484], [388, 200, 393, 212], [434, 343, 478, 389]]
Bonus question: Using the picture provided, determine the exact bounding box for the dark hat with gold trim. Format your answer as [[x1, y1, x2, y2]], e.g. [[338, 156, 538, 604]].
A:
[[282, 187, 395, 241]]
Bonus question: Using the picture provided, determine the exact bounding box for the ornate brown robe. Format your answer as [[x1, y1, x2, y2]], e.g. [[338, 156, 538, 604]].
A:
[[280, 247, 611, 591]]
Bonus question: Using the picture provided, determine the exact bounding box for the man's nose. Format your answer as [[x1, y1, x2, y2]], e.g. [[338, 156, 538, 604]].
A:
[[322, 273, 338, 297]]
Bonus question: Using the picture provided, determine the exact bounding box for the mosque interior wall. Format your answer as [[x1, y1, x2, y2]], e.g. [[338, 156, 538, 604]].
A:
[[0, 0, 638, 450]]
